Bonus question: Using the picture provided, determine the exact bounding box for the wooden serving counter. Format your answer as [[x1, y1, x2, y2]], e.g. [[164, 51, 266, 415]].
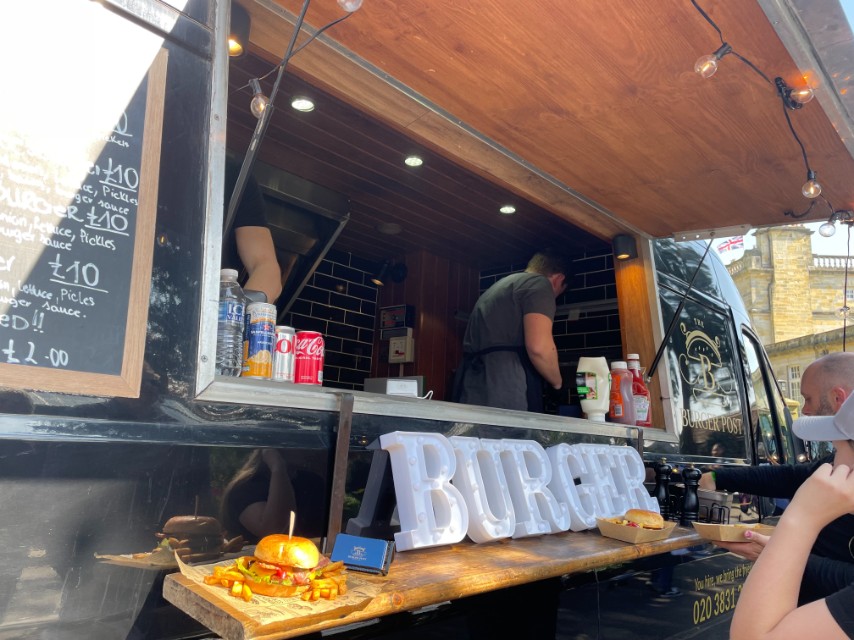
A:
[[163, 526, 704, 640]]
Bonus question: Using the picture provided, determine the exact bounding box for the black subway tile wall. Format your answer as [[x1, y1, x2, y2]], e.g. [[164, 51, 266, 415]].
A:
[[562, 253, 623, 364], [283, 249, 622, 393], [281, 249, 377, 390]]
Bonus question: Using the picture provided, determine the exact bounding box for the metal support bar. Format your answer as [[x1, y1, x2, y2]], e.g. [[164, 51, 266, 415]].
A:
[[324, 392, 353, 554], [646, 240, 714, 384], [633, 426, 644, 458]]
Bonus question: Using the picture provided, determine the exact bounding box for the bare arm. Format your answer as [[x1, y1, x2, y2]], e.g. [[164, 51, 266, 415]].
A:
[[698, 471, 770, 560], [235, 226, 282, 304], [238, 449, 297, 539], [730, 464, 854, 640], [523, 312, 561, 389]]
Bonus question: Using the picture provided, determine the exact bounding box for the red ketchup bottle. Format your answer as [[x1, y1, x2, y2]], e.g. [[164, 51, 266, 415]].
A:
[[608, 361, 636, 425], [627, 353, 652, 427]]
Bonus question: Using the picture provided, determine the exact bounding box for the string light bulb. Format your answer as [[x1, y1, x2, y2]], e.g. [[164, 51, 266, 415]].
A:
[[819, 221, 837, 237], [802, 170, 821, 199], [789, 86, 815, 105], [336, 0, 363, 11], [248, 78, 269, 119], [694, 43, 732, 79], [818, 210, 854, 238], [776, 77, 815, 110]]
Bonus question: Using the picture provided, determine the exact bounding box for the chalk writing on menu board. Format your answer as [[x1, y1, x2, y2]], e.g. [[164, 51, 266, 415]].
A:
[[0, 50, 166, 398]]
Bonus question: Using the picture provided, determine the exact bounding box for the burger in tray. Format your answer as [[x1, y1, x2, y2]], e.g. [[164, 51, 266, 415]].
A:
[[604, 509, 666, 529], [596, 509, 675, 543], [148, 515, 244, 563], [204, 534, 347, 602]]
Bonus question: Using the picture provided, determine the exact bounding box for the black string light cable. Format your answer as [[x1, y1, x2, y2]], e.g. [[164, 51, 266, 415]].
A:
[[690, 0, 854, 348], [232, 11, 354, 95], [690, 0, 826, 209], [224, 0, 361, 238], [690, 0, 771, 84]]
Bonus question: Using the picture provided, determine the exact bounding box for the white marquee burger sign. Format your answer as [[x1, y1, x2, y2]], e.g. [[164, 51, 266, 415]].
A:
[[379, 432, 658, 551]]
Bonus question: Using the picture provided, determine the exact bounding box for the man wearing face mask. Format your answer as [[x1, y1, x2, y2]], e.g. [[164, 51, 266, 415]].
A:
[[453, 249, 569, 413]]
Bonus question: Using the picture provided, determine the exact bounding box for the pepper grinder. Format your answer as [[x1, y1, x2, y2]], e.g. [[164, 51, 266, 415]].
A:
[[680, 463, 701, 526], [652, 458, 672, 520]]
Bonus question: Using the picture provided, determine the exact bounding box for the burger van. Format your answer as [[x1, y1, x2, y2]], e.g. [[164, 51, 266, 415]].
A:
[[0, 1, 846, 639]]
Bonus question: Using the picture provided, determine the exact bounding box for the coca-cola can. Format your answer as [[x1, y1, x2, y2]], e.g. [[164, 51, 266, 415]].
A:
[[273, 326, 296, 383], [294, 331, 324, 385]]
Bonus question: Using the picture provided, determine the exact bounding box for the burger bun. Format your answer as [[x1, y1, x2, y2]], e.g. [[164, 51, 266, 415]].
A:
[[162, 515, 222, 537], [625, 509, 665, 530], [254, 535, 320, 569]]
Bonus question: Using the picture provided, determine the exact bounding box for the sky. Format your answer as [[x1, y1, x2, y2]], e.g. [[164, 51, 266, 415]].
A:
[[714, 222, 854, 265]]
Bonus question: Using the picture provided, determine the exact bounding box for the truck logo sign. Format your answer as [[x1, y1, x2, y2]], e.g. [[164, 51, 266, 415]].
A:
[[678, 322, 736, 402]]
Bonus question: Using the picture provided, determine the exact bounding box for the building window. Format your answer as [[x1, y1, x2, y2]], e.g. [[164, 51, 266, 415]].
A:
[[788, 365, 801, 402]]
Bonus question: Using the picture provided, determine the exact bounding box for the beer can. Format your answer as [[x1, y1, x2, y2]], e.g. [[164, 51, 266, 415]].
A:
[[294, 330, 324, 385], [273, 325, 296, 382], [242, 302, 276, 379]]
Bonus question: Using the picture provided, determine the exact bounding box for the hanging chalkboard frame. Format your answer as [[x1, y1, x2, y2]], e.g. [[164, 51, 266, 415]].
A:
[[0, 50, 167, 399]]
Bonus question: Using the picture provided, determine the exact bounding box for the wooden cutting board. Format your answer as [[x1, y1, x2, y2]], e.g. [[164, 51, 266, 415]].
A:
[[164, 527, 704, 640], [163, 559, 383, 640]]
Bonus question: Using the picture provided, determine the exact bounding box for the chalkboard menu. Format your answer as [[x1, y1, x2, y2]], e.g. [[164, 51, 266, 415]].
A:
[[0, 49, 166, 398]]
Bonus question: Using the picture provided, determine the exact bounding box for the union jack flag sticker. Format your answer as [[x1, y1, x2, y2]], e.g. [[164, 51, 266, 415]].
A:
[[717, 236, 744, 253]]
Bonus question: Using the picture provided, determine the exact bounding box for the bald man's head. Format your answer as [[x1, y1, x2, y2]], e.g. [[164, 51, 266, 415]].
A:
[[800, 352, 854, 416]]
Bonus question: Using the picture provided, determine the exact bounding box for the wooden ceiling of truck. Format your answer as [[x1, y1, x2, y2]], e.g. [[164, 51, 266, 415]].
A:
[[227, 57, 610, 266], [239, 0, 854, 246]]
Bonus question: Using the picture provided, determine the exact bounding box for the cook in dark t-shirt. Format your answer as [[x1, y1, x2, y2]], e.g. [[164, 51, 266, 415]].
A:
[[454, 250, 569, 413]]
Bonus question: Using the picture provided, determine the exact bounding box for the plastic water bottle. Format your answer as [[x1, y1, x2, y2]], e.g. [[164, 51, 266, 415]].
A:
[[216, 269, 247, 376]]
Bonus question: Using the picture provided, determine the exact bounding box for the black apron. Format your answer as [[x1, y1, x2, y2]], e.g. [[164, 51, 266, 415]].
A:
[[451, 345, 544, 413]]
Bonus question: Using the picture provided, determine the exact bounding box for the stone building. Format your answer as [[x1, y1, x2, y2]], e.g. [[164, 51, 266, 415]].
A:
[[726, 225, 852, 404]]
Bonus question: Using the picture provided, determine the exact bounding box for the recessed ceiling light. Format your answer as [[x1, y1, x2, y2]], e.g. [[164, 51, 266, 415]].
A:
[[499, 205, 516, 215], [291, 96, 315, 112], [404, 155, 423, 167]]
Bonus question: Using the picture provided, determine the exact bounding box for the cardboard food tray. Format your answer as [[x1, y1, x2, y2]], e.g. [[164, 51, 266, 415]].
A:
[[596, 518, 677, 543], [166, 554, 383, 638], [95, 550, 179, 569], [96, 547, 250, 570], [692, 521, 775, 542]]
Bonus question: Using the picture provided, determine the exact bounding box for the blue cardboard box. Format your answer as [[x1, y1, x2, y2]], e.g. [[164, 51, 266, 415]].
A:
[[331, 533, 395, 575]]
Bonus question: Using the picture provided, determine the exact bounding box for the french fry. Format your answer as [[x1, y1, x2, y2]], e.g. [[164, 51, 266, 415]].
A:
[[205, 554, 348, 602], [221, 570, 244, 582], [322, 560, 344, 574]]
